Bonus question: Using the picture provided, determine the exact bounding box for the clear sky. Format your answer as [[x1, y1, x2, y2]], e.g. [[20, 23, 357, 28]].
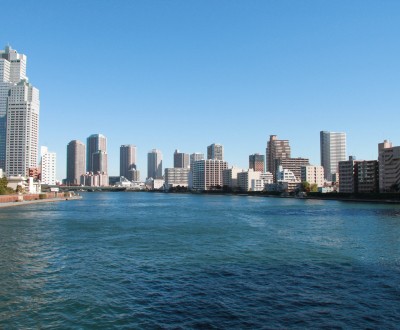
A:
[[2, 1, 400, 180]]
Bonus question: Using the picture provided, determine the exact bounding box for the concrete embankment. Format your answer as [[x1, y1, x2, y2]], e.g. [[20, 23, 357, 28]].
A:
[[0, 192, 82, 208]]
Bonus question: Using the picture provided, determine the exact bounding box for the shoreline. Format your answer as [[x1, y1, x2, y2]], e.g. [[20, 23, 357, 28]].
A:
[[0, 195, 82, 209]]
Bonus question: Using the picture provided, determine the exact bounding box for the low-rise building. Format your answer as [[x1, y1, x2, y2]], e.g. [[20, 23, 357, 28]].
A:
[[222, 166, 243, 190], [165, 168, 190, 188]]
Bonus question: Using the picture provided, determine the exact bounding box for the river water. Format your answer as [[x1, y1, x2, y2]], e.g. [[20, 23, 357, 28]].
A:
[[0, 192, 399, 328]]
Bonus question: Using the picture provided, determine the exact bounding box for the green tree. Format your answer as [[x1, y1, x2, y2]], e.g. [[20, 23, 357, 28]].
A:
[[0, 177, 14, 195], [310, 183, 318, 192], [301, 181, 310, 193]]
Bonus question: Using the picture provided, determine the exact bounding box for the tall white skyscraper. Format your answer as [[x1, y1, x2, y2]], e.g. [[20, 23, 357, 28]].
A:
[[147, 149, 163, 179], [40, 146, 56, 185], [6, 80, 40, 176], [0, 45, 31, 172], [320, 131, 346, 181]]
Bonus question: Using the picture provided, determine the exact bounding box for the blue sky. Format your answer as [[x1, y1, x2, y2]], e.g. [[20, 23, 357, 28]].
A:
[[2, 1, 400, 179]]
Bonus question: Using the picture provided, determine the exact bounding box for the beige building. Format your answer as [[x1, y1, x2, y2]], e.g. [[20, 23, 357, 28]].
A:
[[378, 140, 400, 192], [301, 165, 324, 187], [192, 159, 228, 190], [165, 168, 190, 187]]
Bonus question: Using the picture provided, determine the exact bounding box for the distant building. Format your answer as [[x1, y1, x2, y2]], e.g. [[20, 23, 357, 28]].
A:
[[40, 146, 56, 185], [147, 149, 163, 179], [128, 169, 140, 182], [301, 165, 324, 187], [207, 143, 223, 160], [80, 172, 108, 187], [173, 150, 190, 169], [190, 152, 204, 170], [222, 166, 243, 190], [249, 153, 265, 172], [192, 159, 228, 190], [338, 156, 357, 193], [28, 167, 41, 181], [120, 145, 137, 180], [237, 169, 261, 192], [276, 165, 300, 192], [378, 140, 400, 192], [357, 160, 379, 193], [275, 157, 309, 183], [66, 140, 86, 185], [87, 134, 107, 173], [339, 156, 379, 193], [165, 168, 190, 188], [266, 135, 291, 180], [92, 151, 108, 174], [320, 131, 346, 181]]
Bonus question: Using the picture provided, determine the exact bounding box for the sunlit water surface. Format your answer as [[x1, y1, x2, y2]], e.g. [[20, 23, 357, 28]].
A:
[[1, 193, 400, 328]]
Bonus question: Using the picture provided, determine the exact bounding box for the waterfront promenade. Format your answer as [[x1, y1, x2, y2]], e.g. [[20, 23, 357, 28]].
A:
[[0, 193, 82, 208]]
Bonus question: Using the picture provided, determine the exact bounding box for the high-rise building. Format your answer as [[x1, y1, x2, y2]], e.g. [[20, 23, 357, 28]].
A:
[[249, 153, 265, 172], [207, 143, 223, 160], [192, 159, 228, 190], [40, 146, 56, 185], [173, 149, 190, 169], [320, 131, 346, 181], [190, 152, 204, 170], [1, 46, 38, 175], [66, 140, 86, 185], [266, 135, 291, 180], [87, 134, 107, 173], [120, 144, 137, 179], [92, 151, 108, 174], [6, 80, 39, 176], [147, 149, 163, 179]]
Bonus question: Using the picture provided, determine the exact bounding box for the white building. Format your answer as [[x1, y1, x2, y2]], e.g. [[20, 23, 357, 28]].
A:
[[192, 159, 228, 190], [320, 131, 346, 182], [1, 46, 36, 175], [222, 166, 243, 189], [165, 168, 189, 188], [238, 169, 261, 192], [301, 165, 325, 187], [40, 146, 56, 185], [6, 80, 39, 176]]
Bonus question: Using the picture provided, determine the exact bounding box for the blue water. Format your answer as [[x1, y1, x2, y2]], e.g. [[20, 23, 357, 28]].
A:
[[0, 193, 400, 328]]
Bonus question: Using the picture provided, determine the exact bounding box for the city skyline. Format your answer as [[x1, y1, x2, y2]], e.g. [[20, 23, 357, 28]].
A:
[[2, 1, 400, 179]]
